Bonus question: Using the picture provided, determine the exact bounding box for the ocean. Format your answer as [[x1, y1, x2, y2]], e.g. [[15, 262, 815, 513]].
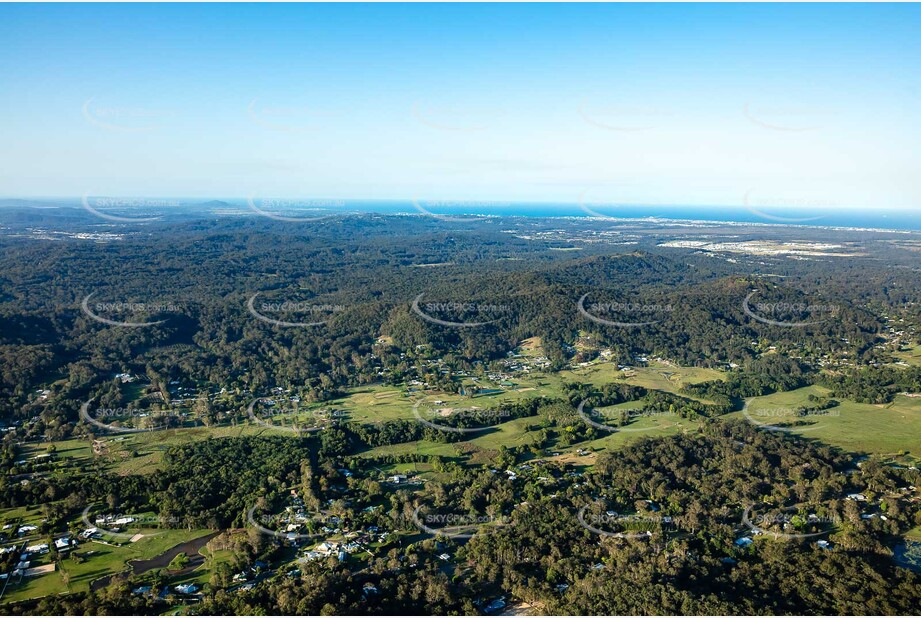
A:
[[339, 201, 921, 232]]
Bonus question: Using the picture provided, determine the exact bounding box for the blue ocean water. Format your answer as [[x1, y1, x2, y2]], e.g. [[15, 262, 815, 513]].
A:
[[341, 201, 921, 231], [12, 197, 919, 232]]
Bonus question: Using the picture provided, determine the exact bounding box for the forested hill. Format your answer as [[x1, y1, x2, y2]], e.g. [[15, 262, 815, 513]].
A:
[[0, 212, 919, 433]]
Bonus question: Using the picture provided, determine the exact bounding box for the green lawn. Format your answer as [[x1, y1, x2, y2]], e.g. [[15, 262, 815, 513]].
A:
[[359, 440, 458, 460], [470, 416, 545, 451], [309, 384, 414, 424], [1, 567, 67, 604], [728, 386, 921, 457], [579, 418, 702, 451], [893, 343, 921, 367], [19, 439, 94, 463], [0, 504, 46, 526], [561, 361, 725, 402], [339, 361, 727, 464], [2, 528, 218, 603], [121, 381, 148, 402], [515, 337, 545, 357], [71, 361, 727, 474], [109, 424, 284, 474]]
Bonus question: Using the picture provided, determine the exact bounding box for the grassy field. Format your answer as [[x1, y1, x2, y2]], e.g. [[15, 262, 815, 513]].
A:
[[359, 440, 458, 460], [19, 439, 95, 462], [469, 416, 545, 451], [728, 386, 921, 457], [11, 425, 288, 478], [893, 343, 921, 367], [28, 358, 725, 476], [517, 337, 544, 356], [362, 370, 921, 465], [1, 567, 66, 604], [358, 375, 712, 466], [315, 385, 415, 424], [561, 361, 725, 401], [1, 528, 217, 603], [0, 504, 46, 527], [360, 410, 705, 467], [59, 360, 728, 474], [270, 377, 564, 426], [107, 424, 288, 474], [179, 546, 236, 587]]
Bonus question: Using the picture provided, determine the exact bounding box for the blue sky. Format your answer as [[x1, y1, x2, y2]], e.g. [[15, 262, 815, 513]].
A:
[[1, 3, 919, 211]]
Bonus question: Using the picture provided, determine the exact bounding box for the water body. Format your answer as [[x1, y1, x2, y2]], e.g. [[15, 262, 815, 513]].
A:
[[242, 200, 921, 232], [210, 199, 921, 230], [6, 198, 921, 232], [89, 531, 221, 591], [893, 540, 921, 573]]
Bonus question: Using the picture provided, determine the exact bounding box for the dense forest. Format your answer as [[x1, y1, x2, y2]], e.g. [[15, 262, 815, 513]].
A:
[[2, 208, 919, 435]]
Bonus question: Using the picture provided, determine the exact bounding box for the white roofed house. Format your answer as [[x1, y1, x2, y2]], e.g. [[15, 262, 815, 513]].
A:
[[17, 524, 38, 536]]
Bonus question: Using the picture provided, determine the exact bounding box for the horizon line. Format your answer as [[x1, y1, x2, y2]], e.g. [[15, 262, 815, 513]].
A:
[[1, 196, 919, 213]]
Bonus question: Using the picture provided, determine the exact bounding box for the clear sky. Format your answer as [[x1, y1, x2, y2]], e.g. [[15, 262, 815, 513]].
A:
[[1, 3, 919, 211]]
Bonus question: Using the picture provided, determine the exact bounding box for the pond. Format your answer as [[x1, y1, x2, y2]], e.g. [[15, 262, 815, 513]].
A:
[[90, 531, 221, 591], [893, 540, 921, 573]]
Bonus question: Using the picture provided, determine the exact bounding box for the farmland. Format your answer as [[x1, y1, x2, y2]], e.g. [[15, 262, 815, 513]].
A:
[[729, 386, 921, 458]]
